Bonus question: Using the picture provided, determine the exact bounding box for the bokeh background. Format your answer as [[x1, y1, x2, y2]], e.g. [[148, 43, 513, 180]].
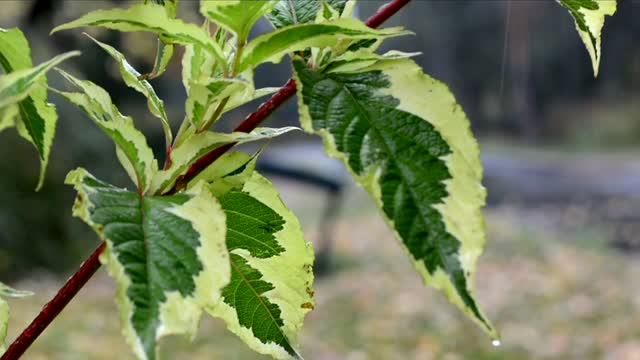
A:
[[2, 1, 640, 359]]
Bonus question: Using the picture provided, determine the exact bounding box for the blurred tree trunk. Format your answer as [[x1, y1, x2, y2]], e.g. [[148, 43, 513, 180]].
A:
[[507, 0, 539, 141]]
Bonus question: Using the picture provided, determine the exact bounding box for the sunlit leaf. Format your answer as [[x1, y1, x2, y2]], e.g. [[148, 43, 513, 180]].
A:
[[51, 4, 226, 68], [266, 0, 348, 28], [200, 0, 277, 41], [293, 57, 498, 338], [86, 35, 172, 146], [152, 127, 298, 194], [239, 18, 409, 72], [0, 27, 79, 189], [54, 70, 157, 193], [66, 168, 230, 360], [203, 153, 314, 360]]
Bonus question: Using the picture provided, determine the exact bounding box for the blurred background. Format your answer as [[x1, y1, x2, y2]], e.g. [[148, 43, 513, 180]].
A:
[[1, 0, 640, 359]]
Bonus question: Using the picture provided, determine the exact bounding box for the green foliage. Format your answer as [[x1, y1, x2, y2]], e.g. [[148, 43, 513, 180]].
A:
[[0, 283, 32, 353], [266, 0, 351, 28], [0, 28, 78, 189], [200, 0, 277, 42], [293, 56, 496, 337], [557, 0, 616, 77], [238, 19, 409, 72], [0, 0, 621, 359], [66, 168, 230, 360]]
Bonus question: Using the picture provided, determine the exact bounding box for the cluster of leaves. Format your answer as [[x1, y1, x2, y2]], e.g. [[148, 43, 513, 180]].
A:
[[0, 0, 616, 359]]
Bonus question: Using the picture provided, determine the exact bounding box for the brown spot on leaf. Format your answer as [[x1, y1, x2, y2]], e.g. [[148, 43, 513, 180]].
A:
[[301, 302, 314, 310]]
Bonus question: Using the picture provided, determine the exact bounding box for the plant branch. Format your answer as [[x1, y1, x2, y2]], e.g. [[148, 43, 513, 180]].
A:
[[172, 0, 410, 191], [1, 242, 106, 360], [2, 1, 411, 358]]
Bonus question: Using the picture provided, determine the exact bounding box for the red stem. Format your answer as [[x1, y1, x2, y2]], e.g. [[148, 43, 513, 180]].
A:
[[2, 1, 411, 358], [1, 242, 106, 360]]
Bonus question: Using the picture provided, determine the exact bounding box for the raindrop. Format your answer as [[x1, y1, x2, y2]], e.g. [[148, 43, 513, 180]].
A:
[[491, 339, 501, 347]]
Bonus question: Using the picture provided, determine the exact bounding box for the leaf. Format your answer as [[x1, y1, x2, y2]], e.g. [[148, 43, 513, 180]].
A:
[[293, 57, 497, 338], [324, 49, 421, 73], [0, 104, 18, 133], [200, 0, 277, 41], [66, 168, 230, 360], [557, 0, 616, 77], [239, 18, 409, 72], [181, 42, 215, 93], [185, 78, 278, 131], [86, 35, 172, 146], [0, 51, 78, 107], [185, 79, 248, 129], [144, 0, 178, 79], [203, 153, 314, 359], [54, 70, 157, 193], [149, 40, 174, 79], [152, 127, 298, 194], [266, 0, 348, 28], [51, 3, 226, 68], [0, 27, 79, 189], [0, 283, 32, 353]]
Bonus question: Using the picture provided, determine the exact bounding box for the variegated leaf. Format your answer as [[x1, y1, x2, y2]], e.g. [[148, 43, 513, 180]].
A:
[[144, 0, 178, 79], [266, 0, 349, 28], [0, 27, 79, 189], [200, 0, 277, 41], [0, 283, 32, 353], [152, 127, 298, 194], [54, 70, 157, 193], [51, 4, 226, 68], [238, 18, 409, 72], [557, 0, 616, 77], [185, 78, 248, 129], [293, 57, 498, 338], [86, 35, 172, 146], [202, 152, 314, 360], [66, 168, 230, 360]]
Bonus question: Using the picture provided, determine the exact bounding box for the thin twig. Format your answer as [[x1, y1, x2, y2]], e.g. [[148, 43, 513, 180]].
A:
[[1, 2, 411, 358]]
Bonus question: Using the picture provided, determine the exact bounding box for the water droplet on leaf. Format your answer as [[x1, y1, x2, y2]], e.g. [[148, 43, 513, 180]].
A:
[[491, 339, 501, 347]]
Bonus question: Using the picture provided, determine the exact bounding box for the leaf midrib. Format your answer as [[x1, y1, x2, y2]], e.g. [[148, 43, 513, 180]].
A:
[[228, 255, 292, 352], [336, 80, 458, 283]]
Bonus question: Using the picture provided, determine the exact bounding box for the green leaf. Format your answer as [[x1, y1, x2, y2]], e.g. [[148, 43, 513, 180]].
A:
[[266, 0, 349, 28], [0, 51, 78, 107], [51, 3, 226, 69], [0, 27, 79, 189], [185, 78, 278, 131], [66, 168, 230, 360], [152, 127, 298, 194], [86, 35, 172, 147], [149, 40, 174, 79], [0, 283, 32, 353], [140, 0, 178, 79], [143, 0, 178, 79], [185, 78, 248, 129], [54, 70, 158, 193], [204, 153, 314, 359], [0, 104, 18, 133], [200, 0, 277, 41], [557, 0, 616, 77], [293, 57, 497, 338], [323, 49, 421, 73], [239, 18, 409, 72]]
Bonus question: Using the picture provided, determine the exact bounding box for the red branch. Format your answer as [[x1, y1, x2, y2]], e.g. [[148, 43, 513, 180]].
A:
[[1, 242, 105, 360], [1, 1, 411, 358]]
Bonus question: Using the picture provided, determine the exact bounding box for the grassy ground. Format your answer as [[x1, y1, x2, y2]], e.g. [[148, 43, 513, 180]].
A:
[[5, 181, 640, 360]]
